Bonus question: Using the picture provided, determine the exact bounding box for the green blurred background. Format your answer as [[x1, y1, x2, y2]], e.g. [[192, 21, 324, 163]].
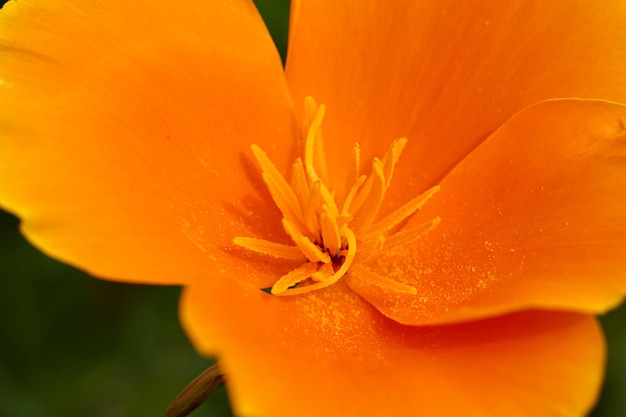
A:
[[0, 1, 624, 416]]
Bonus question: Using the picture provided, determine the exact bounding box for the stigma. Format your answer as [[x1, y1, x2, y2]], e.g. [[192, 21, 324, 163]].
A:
[[234, 97, 440, 296]]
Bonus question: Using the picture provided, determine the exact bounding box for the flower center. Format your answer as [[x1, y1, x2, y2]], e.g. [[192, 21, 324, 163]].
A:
[[234, 97, 440, 296]]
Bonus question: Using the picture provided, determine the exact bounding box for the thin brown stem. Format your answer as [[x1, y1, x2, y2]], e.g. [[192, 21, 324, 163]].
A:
[[162, 363, 226, 417]]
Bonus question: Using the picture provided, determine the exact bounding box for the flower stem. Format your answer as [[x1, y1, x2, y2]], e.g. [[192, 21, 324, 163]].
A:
[[162, 363, 226, 417]]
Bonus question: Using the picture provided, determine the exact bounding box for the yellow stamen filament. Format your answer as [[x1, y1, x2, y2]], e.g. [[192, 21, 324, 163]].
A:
[[290, 158, 309, 211], [349, 157, 386, 231], [380, 137, 407, 187], [232, 237, 305, 260], [380, 217, 441, 253], [340, 174, 367, 217], [320, 209, 341, 255], [234, 97, 440, 296], [282, 219, 331, 264], [251, 145, 306, 232], [360, 185, 441, 241], [271, 262, 319, 294], [304, 101, 327, 183]]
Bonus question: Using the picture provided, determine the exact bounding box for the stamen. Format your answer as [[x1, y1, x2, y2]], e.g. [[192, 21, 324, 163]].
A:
[[311, 226, 357, 289], [234, 97, 440, 297], [333, 226, 357, 282], [320, 209, 341, 255], [303, 107, 337, 218], [380, 138, 407, 188], [303, 181, 322, 237], [304, 102, 327, 184], [282, 218, 330, 263], [381, 217, 441, 252], [350, 158, 386, 231], [271, 262, 319, 295], [313, 119, 329, 186], [346, 170, 373, 216], [233, 237, 305, 260], [360, 185, 440, 241], [290, 158, 309, 211], [311, 262, 335, 283], [251, 145, 305, 232], [341, 174, 367, 216], [273, 261, 337, 297]]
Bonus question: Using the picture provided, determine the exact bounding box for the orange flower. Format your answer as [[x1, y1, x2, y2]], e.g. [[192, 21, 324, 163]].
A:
[[1, 1, 626, 416]]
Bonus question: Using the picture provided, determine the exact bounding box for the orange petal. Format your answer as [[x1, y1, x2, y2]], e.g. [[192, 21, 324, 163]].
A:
[[0, 0, 297, 284], [351, 99, 626, 325], [182, 279, 604, 417], [286, 0, 626, 197]]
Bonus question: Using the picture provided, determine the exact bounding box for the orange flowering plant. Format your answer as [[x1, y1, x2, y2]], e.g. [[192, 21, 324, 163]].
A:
[[1, 0, 626, 416]]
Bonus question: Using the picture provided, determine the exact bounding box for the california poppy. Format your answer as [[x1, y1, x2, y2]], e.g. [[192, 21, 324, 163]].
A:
[[1, 1, 625, 416]]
